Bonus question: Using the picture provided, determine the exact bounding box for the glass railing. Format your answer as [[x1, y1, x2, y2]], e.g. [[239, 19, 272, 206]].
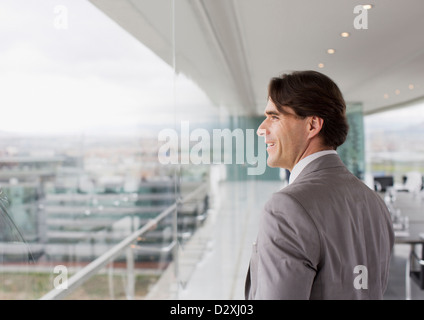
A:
[[0, 188, 38, 299], [38, 181, 209, 299]]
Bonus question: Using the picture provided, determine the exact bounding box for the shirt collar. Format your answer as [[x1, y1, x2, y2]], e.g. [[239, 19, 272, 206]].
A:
[[288, 150, 337, 185]]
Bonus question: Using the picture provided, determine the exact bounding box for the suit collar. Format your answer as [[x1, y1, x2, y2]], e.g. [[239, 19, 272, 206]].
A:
[[291, 154, 346, 184], [289, 150, 337, 184]]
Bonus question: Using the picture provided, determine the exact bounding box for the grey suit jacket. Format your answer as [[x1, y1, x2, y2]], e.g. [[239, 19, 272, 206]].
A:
[[245, 154, 394, 299]]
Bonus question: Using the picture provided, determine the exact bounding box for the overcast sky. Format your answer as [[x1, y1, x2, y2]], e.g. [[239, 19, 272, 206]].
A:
[[364, 101, 424, 133], [0, 0, 218, 135], [1, 0, 423, 137]]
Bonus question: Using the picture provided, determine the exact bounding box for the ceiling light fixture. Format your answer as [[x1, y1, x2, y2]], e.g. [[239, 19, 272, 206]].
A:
[[318, 63, 324, 68], [362, 4, 373, 10], [341, 32, 350, 38], [395, 89, 400, 95], [409, 84, 415, 90], [327, 49, 336, 54], [383, 94, 389, 99]]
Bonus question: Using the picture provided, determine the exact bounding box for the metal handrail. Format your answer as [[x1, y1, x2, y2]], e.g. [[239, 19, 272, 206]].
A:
[[39, 182, 208, 300], [412, 250, 424, 266]]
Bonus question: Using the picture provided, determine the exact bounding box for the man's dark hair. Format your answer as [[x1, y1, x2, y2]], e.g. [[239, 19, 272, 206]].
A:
[[268, 70, 349, 149]]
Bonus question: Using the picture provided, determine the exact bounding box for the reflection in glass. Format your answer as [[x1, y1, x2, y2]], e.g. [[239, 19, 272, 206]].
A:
[[0, 0, 217, 299], [0, 188, 36, 299]]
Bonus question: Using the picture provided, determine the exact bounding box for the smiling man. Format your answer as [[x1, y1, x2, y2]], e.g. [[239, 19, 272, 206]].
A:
[[245, 70, 394, 300]]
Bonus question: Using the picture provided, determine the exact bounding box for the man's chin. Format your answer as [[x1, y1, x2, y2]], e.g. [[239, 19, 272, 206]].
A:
[[267, 157, 286, 169], [266, 159, 278, 168]]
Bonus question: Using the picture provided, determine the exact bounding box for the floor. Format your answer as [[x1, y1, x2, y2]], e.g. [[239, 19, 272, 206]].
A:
[[146, 180, 424, 300]]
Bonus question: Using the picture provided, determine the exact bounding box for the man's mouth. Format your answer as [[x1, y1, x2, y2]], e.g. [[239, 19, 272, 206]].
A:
[[266, 142, 276, 151]]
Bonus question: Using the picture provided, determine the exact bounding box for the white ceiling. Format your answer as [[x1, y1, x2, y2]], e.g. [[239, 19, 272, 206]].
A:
[[89, 0, 424, 116]]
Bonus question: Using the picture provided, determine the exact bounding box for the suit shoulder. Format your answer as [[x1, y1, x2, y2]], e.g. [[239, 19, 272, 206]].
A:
[[261, 190, 321, 261], [265, 189, 303, 211], [264, 190, 317, 228]]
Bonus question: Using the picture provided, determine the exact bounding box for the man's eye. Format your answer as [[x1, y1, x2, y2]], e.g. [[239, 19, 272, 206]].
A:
[[271, 116, 279, 120]]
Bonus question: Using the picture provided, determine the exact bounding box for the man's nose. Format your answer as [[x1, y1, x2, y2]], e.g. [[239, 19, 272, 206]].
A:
[[257, 120, 267, 137]]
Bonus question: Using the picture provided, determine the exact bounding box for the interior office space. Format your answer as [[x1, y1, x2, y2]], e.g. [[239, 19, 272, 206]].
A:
[[1, 0, 424, 300]]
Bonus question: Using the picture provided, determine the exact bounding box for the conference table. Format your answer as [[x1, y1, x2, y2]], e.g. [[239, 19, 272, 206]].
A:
[[394, 222, 424, 300]]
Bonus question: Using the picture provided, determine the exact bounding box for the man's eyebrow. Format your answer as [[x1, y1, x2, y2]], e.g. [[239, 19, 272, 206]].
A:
[[265, 110, 280, 116], [266, 108, 301, 118]]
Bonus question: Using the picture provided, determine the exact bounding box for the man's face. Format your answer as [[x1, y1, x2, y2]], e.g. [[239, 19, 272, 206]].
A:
[[257, 99, 310, 171]]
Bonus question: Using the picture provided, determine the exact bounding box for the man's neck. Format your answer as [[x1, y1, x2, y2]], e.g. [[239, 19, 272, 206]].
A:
[[292, 142, 334, 171]]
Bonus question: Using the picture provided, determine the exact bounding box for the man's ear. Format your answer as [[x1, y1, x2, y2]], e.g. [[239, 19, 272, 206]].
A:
[[307, 116, 324, 139]]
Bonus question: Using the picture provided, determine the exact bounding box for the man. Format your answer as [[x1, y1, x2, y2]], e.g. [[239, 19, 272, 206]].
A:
[[245, 70, 394, 300]]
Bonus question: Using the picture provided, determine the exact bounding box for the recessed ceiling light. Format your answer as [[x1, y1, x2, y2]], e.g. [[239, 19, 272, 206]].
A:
[[327, 49, 336, 54], [383, 94, 389, 99], [341, 32, 350, 38], [409, 84, 415, 90], [318, 63, 324, 68], [363, 4, 373, 10], [395, 89, 400, 95]]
